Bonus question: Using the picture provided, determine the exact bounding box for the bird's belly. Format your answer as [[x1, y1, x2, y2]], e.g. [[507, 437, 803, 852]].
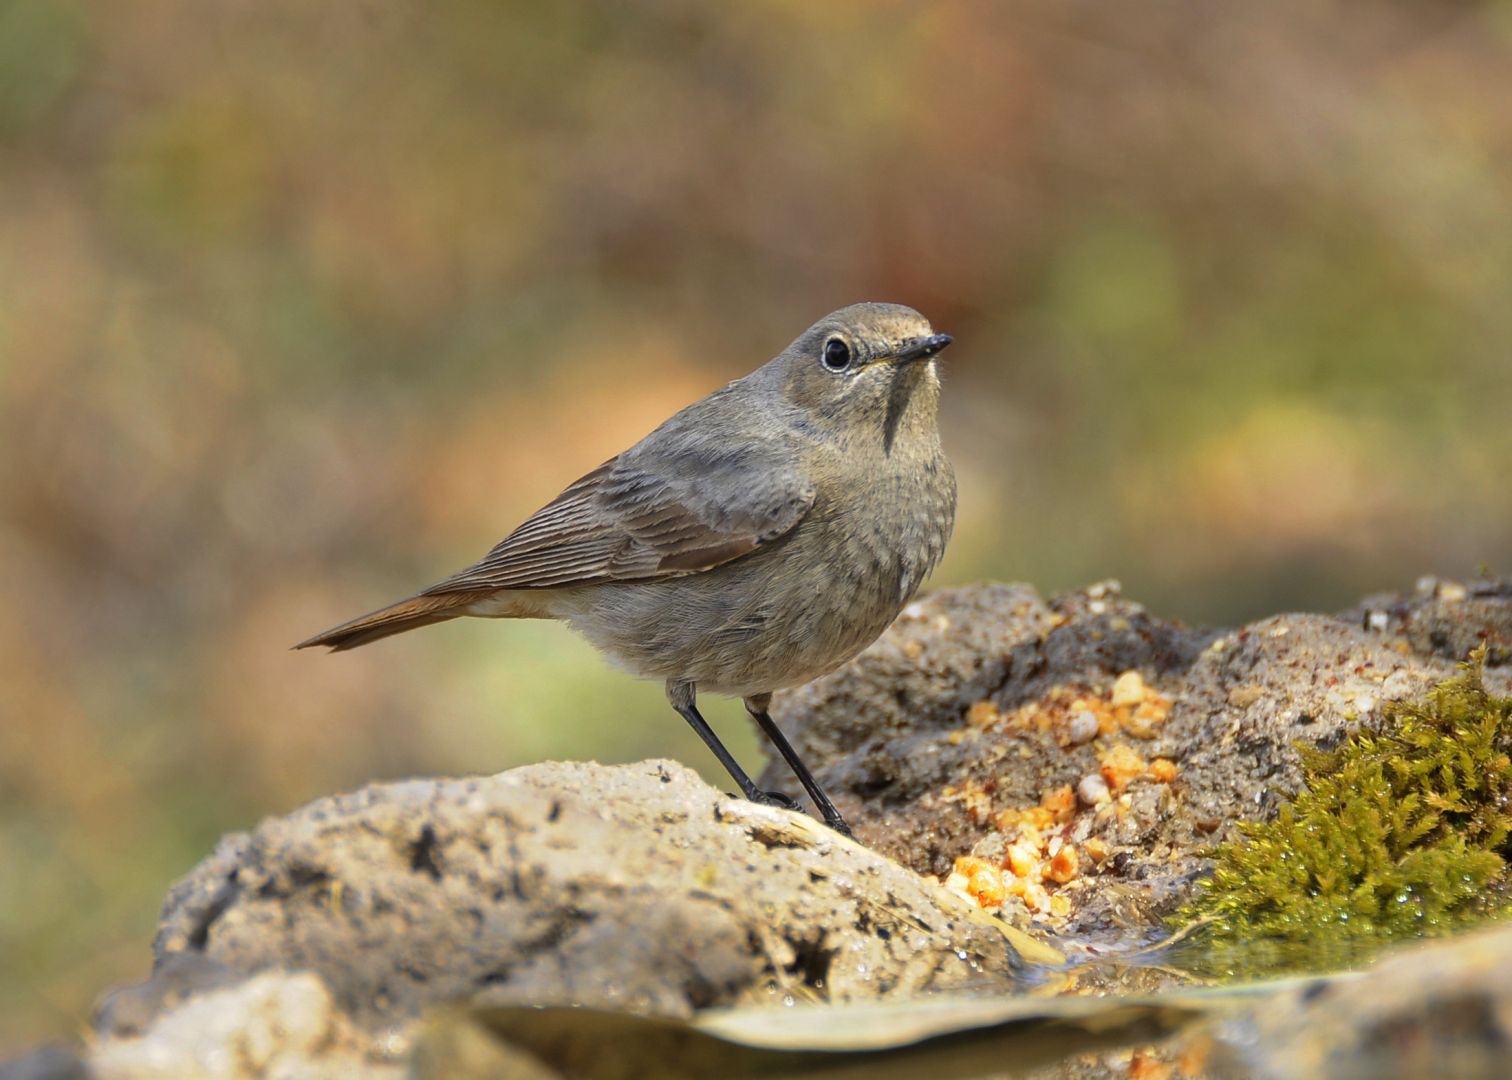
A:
[[543, 525, 932, 698]]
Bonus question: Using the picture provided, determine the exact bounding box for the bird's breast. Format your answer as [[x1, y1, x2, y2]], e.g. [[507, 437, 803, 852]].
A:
[[544, 441, 955, 698]]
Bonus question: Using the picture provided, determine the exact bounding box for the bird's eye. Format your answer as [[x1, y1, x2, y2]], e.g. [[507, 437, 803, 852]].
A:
[[821, 337, 852, 371]]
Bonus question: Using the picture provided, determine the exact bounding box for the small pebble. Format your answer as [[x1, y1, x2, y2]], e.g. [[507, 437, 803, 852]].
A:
[[1077, 774, 1112, 806], [1366, 610, 1390, 632], [1066, 710, 1100, 745]]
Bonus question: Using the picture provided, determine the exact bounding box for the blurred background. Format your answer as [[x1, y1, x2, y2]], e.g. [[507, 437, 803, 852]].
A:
[[2, 0, 1510, 1050]]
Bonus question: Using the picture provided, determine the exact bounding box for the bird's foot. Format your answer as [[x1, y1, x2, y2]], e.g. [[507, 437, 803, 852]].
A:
[[742, 788, 803, 813], [734, 788, 854, 838]]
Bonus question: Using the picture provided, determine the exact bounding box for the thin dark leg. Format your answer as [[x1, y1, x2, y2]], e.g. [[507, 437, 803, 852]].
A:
[[745, 695, 853, 838], [666, 680, 800, 812]]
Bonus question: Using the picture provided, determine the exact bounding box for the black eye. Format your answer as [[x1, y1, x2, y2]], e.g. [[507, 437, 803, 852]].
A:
[[821, 337, 852, 371]]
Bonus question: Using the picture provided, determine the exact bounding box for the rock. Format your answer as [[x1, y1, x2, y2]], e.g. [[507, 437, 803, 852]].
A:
[[0, 1046, 92, 1080], [763, 578, 1512, 937], [147, 760, 1030, 1040], [1212, 924, 1512, 1080], [94, 954, 244, 1039], [89, 972, 389, 1080], [1348, 575, 1512, 667]]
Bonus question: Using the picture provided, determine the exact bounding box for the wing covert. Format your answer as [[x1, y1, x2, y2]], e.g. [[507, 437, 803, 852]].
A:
[[420, 436, 815, 595]]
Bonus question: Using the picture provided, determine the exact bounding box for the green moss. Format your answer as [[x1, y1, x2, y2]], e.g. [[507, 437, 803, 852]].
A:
[[1178, 650, 1512, 952]]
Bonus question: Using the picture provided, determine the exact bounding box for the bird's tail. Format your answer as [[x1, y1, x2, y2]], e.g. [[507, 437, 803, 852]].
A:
[[294, 591, 492, 652]]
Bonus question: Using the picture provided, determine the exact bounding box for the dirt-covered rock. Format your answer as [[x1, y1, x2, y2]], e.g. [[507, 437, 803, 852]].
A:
[[763, 577, 1512, 938], [145, 760, 1030, 1042]]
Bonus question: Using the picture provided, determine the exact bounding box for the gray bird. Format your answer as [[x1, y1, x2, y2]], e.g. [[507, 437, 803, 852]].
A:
[[297, 302, 956, 836]]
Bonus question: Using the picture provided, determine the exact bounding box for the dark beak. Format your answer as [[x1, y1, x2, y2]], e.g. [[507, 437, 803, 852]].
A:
[[894, 333, 953, 364]]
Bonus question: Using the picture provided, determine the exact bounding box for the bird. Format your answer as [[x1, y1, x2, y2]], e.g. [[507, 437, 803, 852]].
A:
[[297, 302, 956, 837]]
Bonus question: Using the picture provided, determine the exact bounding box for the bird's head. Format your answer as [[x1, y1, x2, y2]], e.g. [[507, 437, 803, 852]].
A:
[[772, 302, 952, 451]]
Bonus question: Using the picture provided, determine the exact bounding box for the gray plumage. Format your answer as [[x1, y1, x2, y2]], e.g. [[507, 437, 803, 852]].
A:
[[298, 302, 956, 835]]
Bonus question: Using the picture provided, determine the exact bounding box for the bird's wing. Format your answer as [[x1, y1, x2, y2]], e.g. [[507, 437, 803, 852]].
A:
[[419, 432, 816, 595]]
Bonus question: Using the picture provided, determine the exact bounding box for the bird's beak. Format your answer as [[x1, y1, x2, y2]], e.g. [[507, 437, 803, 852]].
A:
[[893, 333, 953, 364]]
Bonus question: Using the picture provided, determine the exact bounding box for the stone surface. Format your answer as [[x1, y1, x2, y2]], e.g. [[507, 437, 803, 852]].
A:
[[1347, 575, 1512, 667], [762, 578, 1512, 937], [1212, 923, 1512, 1080], [149, 760, 1029, 1038], [89, 972, 391, 1080]]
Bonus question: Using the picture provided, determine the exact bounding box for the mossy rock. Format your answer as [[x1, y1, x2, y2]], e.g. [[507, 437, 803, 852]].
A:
[[1178, 649, 1512, 959]]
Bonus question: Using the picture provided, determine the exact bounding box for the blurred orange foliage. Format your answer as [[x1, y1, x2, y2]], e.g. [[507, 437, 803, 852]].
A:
[[2, 0, 1511, 1051]]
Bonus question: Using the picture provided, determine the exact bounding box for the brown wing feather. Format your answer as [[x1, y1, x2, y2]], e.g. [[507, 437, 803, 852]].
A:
[[419, 441, 816, 596], [297, 383, 818, 652]]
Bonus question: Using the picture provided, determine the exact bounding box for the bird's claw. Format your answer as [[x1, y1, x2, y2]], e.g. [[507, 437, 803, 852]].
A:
[[745, 788, 803, 813], [738, 789, 854, 839]]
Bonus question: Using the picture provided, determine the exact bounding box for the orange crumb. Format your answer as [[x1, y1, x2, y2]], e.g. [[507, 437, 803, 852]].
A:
[[1129, 1050, 1174, 1080], [953, 855, 995, 878], [1049, 893, 1072, 918], [1085, 837, 1110, 863], [999, 806, 1054, 833], [1047, 844, 1080, 884], [1147, 758, 1179, 783], [945, 779, 994, 826], [1099, 744, 1148, 793], [967, 866, 1006, 908], [1005, 842, 1038, 879], [1041, 784, 1076, 823], [966, 700, 999, 727]]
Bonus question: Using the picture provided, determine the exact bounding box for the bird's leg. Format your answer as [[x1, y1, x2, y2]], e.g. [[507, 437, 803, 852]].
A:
[[744, 694, 854, 838], [666, 681, 801, 812]]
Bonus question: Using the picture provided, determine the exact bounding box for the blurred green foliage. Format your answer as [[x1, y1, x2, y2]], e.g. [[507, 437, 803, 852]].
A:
[[2, 0, 1511, 1052]]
